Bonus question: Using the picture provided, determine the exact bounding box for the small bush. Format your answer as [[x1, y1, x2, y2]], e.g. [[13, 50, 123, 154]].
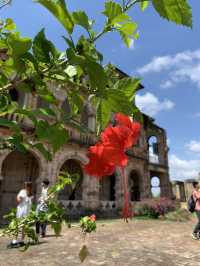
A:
[[164, 208, 192, 222], [133, 198, 176, 219]]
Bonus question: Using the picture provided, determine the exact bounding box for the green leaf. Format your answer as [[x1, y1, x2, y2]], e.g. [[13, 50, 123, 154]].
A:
[[79, 245, 89, 263], [34, 108, 57, 117], [36, 121, 69, 152], [33, 29, 58, 63], [152, 0, 192, 28], [85, 60, 108, 91], [113, 77, 141, 101], [37, 0, 74, 34], [64, 65, 77, 77], [51, 222, 62, 236], [0, 118, 20, 133], [4, 18, 16, 31], [7, 33, 32, 56], [140, 1, 149, 11], [72, 11, 90, 31], [103, 1, 122, 24]]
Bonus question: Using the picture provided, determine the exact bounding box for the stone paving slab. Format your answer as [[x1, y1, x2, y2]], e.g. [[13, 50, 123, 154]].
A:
[[1, 219, 200, 266]]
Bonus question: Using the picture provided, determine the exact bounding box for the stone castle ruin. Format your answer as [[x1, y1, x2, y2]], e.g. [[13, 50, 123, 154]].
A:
[[0, 69, 173, 220]]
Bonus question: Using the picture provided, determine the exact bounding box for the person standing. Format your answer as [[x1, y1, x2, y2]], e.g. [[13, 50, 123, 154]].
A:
[[36, 178, 50, 238], [10, 181, 33, 247], [192, 182, 200, 239]]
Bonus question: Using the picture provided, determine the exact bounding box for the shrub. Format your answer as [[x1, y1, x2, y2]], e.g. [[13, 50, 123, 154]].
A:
[[164, 208, 192, 222], [133, 198, 176, 219]]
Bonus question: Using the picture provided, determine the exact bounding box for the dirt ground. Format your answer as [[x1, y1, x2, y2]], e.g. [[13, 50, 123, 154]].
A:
[[1, 218, 200, 266]]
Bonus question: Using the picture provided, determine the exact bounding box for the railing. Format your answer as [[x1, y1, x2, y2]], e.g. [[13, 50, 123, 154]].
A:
[[65, 126, 97, 146], [60, 200, 84, 210], [60, 200, 117, 210], [99, 201, 116, 210]]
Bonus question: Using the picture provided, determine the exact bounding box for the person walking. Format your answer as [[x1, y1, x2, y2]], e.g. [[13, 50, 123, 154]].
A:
[[9, 181, 33, 247], [36, 178, 50, 238], [192, 182, 200, 239]]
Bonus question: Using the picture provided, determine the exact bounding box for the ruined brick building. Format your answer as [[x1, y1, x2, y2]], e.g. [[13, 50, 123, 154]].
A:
[[0, 69, 172, 220]]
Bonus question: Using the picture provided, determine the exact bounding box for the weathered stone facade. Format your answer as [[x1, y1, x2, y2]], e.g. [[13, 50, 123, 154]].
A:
[[0, 73, 172, 220]]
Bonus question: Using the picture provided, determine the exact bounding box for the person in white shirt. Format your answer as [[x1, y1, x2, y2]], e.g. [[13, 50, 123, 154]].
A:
[[36, 178, 50, 237], [10, 181, 33, 247]]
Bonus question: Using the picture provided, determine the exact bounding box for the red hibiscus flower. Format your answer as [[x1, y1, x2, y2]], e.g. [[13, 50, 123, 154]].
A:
[[115, 113, 141, 147], [89, 214, 96, 222], [100, 126, 130, 167], [84, 143, 115, 178]]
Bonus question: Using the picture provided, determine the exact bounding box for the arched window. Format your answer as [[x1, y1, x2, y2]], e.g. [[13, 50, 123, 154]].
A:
[[151, 176, 160, 198], [9, 88, 25, 106], [0, 151, 39, 219], [100, 174, 116, 201], [58, 159, 83, 201], [148, 136, 159, 164], [129, 171, 140, 201]]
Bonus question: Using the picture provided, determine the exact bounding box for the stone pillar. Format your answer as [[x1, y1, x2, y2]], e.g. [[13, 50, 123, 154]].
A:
[[184, 179, 196, 201], [171, 181, 186, 201], [160, 172, 172, 198], [141, 166, 151, 199], [82, 174, 100, 210], [115, 169, 124, 209]]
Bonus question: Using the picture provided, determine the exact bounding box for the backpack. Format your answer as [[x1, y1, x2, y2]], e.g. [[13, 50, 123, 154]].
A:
[[188, 195, 197, 213]]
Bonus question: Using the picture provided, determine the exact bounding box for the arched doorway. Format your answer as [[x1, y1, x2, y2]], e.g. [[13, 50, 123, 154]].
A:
[[58, 159, 83, 201], [151, 176, 161, 198], [0, 150, 39, 219], [129, 170, 140, 201], [100, 174, 116, 201]]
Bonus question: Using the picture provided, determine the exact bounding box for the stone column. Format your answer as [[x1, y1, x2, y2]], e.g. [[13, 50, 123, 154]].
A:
[[82, 174, 100, 210], [160, 172, 172, 198], [115, 169, 124, 210]]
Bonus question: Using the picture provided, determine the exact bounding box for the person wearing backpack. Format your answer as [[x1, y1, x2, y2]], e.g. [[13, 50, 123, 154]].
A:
[[192, 182, 200, 239]]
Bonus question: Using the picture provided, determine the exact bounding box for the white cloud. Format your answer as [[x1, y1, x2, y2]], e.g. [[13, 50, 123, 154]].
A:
[[160, 80, 174, 89], [136, 49, 200, 89], [186, 140, 200, 153], [169, 154, 200, 180], [135, 92, 174, 117]]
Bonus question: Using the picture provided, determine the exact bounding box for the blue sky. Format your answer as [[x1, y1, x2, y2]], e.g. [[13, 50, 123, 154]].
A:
[[1, 0, 200, 181]]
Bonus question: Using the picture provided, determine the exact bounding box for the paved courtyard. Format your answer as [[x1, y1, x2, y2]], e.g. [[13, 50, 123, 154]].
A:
[[1, 218, 200, 266]]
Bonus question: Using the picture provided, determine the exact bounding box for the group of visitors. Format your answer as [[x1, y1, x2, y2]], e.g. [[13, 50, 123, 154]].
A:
[[10, 178, 50, 248]]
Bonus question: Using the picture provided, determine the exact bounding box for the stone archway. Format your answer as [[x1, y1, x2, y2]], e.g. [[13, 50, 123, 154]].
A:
[[0, 150, 40, 219], [129, 170, 141, 201], [58, 159, 83, 201]]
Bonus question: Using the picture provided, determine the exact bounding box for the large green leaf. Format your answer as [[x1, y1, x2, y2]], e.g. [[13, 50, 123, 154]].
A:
[[113, 77, 141, 101], [102, 1, 122, 24], [33, 29, 58, 63], [72, 11, 90, 31], [7, 33, 32, 56], [85, 60, 108, 91], [96, 77, 140, 130], [152, 0, 192, 28], [36, 121, 68, 152], [37, 0, 74, 34]]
